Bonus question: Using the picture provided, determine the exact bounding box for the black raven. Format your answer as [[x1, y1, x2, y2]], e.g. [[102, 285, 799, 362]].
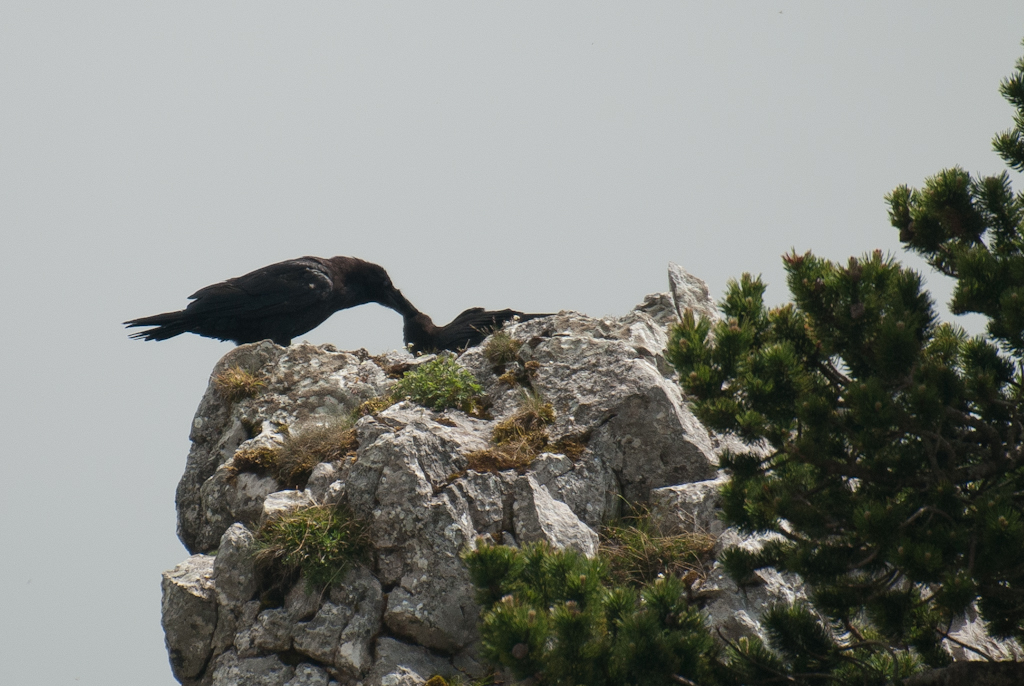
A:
[[125, 256, 416, 346], [126, 255, 552, 352], [403, 307, 551, 354]]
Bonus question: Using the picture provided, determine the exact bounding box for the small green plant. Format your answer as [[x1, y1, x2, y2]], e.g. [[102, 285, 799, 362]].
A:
[[213, 365, 266, 402], [600, 509, 716, 588], [484, 331, 523, 367], [390, 354, 482, 412], [253, 504, 369, 594]]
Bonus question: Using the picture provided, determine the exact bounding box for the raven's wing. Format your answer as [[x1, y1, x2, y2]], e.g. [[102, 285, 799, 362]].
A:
[[185, 258, 334, 319]]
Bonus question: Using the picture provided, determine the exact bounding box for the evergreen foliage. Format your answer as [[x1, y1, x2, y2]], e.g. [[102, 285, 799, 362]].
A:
[[666, 40, 1024, 676], [462, 541, 721, 686], [463, 541, 910, 685]]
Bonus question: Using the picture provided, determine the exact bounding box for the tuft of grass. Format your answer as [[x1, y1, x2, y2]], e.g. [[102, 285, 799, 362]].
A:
[[466, 394, 555, 473], [484, 331, 522, 367], [491, 400, 554, 446], [494, 356, 542, 388], [517, 390, 554, 418], [466, 448, 536, 473], [497, 370, 520, 386], [228, 417, 357, 489], [275, 418, 358, 489], [549, 433, 590, 461], [253, 504, 369, 594], [390, 354, 482, 412], [228, 446, 279, 479], [600, 509, 716, 588], [213, 366, 266, 402], [354, 395, 396, 418], [423, 676, 475, 686]]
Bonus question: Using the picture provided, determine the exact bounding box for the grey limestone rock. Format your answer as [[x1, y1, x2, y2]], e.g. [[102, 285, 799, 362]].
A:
[[162, 555, 218, 681], [365, 637, 457, 686], [213, 524, 258, 606], [650, 475, 728, 538], [285, 664, 331, 686], [178, 343, 401, 554], [305, 461, 343, 502], [250, 608, 295, 653], [446, 470, 516, 536], [284, 578, 323, 622], [376, 484, 479, 651], [211, 524, 259, 653], [209, 650, 294, 686], [292, 565, 383, 678], [505, 315, 718, 507], [196, 469, 280, 553], [693, 528, 811, 644], [944, 607, 1024, 662], [526, 451, 616, 528], [513, 474, 599, 557], [629, 291, 680, 328], [668, 261, 720, 322], [260, 489, 316, 525], [344, 402, 489, 516], [376, 667, 426, 686]]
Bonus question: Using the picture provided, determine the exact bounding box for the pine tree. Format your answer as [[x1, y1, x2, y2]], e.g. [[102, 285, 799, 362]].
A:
[[667, 41, 1024, 686], [462, 541, 722, 686]]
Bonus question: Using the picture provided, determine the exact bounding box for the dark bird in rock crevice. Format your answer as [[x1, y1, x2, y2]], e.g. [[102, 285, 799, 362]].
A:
[[125, 255, 553, 352], [402, 307, 551, 354]]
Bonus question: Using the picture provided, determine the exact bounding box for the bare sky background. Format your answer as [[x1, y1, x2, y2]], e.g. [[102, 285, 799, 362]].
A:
[[2, 3, 1024, 684]]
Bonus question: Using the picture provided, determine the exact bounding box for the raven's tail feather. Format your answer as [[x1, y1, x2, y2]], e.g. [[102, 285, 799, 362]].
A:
[[124, 311, 190, 341]]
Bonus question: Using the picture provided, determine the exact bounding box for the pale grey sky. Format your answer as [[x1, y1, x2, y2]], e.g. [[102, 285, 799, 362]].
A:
[[2, 3, 1023, 684]]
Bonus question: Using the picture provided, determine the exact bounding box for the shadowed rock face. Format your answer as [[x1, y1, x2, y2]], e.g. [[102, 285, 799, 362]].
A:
[[159, 264, 1020, 686]]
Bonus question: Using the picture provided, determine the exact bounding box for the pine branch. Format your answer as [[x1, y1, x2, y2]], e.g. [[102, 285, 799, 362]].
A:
[[934, 626, 997, 662]]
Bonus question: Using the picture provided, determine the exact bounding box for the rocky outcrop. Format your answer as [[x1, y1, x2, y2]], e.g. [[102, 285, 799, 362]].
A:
[[162, 556, 218, 682], [160, 263, 1012, 685]]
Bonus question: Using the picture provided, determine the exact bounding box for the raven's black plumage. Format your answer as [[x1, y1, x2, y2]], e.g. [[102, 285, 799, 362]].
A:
[[125, 256, 415, 346], [403, 307, 551, 354], [126, 255, 551, 352]]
